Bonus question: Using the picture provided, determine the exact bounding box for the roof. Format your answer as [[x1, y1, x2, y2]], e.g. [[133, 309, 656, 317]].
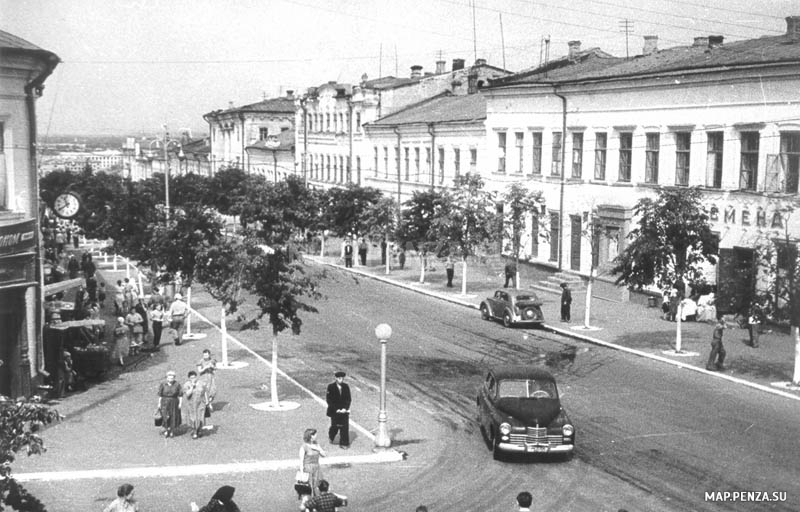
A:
[[205, 96, 296, 118], [367, 92, 486, 126], [0, 30, 46, 51], [181, 138, 210, 155], [491, 33, 800, 87], [0, 29, 60, 85], [245, 130, 295, 152], [489, 366, 555, 381]]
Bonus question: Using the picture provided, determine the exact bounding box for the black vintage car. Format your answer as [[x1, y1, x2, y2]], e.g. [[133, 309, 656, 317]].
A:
[[477, 367, 574, 460], [479, 290, 544, 327]]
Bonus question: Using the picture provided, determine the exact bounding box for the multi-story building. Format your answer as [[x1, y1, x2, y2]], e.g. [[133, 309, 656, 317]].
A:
[[39, 150, 123, 174], [483, 20, 800, 305], [297, 58, 510, 191], [204, 92, 296, 176], [0, 30, 59, 397], [122, 133, 211, 181], [245, 130, 295, 182]]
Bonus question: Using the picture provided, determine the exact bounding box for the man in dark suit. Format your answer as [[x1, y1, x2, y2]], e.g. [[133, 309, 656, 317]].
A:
[[560, 282, 572, 322], [326, 370, 352, 448]]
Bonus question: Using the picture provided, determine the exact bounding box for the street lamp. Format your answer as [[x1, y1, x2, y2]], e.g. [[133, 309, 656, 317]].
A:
[[151, 126, 183, 221], [374, 323, 392, 449]]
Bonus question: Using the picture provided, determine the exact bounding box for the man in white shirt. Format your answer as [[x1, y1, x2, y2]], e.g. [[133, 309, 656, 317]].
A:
[[168, 293, 188, 346]]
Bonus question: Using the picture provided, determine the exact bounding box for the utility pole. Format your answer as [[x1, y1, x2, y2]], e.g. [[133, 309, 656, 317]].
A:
[[619, 19, 634, 59]]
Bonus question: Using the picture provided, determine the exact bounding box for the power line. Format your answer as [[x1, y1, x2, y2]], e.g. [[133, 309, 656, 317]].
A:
[[619, 19, 634, 59]]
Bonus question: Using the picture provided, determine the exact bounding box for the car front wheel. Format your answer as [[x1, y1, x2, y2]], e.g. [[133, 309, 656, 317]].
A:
[[502, 312, 513, 327], [480, 304, 491, 320]]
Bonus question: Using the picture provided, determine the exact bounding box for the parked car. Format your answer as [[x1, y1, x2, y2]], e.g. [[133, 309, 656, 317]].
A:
[[476, 366, 574, 460], [479, 290, 544, 327]]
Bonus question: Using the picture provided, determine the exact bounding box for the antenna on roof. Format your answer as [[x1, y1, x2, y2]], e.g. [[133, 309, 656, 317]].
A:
[[499, 12, 506, 69], [471, 0, 477, 63], [619, 19, 634, 59]]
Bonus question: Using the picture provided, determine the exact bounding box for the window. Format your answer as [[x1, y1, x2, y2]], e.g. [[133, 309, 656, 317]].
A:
[[780, 132, 800, 194], [675, 132, 691, 186], [415, 148, 421, 181], [497, 132, 507, 173], [618, 132, 632, 182], [706, 132, 723, 188], [333, 157, 338, 182], [740, 132, 759, 191], [384, 147, 389, 178], [549, 213, 560, 262], [326, 114, 331, 132], [645, 133, 660, 184], [306, 115, 313, 132], [374, 147, 379, 177], [356, 157, 361, 179], [470, 148, 477, 173], [551, 132, 562, 176], [404, 148, 410, 180], [340, 156, 345, 182], [356, 113, 362, 130], [426, 148, 432, 179], [594, 132, 607, 180], [438, 147, 445, 183], [259, 127, 269, 140], [326, 155, 331, 181], [339, 113, 345, 133], [515, 132, 524, 173], [454, 148, 461, 178], [571, 132, 583, 178], [531, 132, 543, 175]]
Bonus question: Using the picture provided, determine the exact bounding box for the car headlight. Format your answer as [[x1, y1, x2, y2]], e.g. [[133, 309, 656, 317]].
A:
[[499, 422, 512, 435], [562, 424, 574, 437]]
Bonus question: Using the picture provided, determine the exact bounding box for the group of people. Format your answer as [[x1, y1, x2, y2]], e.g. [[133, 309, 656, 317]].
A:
[[102, 484, 241, 512], [156, 349, 218, 439], [340, 235, 369, 268]]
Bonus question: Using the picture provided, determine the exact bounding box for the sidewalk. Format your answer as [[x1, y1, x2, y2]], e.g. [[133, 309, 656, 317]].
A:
[[317, 251, 800, 402]]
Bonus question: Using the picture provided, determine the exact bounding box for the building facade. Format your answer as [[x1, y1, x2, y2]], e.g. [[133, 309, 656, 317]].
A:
[[297, 58, 510, 192], [0, 30, 59, 397], [204, 93, 296, 176], [483, 22, 800, 305]]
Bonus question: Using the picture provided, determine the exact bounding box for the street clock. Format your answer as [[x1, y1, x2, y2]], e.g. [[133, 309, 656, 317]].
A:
[[53, 191, 82, 218]]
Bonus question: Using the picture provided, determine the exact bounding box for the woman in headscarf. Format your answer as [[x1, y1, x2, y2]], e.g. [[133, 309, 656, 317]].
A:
[[102, 483, 139, 512], [183, 370, 209, 439], [157, 370, 182, 438], [195, 485, 240, 512]]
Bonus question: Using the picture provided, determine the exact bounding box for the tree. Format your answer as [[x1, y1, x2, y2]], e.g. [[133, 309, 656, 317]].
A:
[[207, 167, 248, 216], [501, 183, 544, 289], [237, 175, 321, 242], [0, 397, 60, 512], [400, 190, 448, 284], [320, 184, 384, 237], [362, 196, 398, 274], [430, 173, 498, 295], [612, 187, 718, 351]]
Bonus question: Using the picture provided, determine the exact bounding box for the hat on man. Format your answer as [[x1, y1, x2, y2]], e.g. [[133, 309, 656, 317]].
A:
[[560, 282, 568, 288], [334, 371, 346, 378], [174, 293, 183, 300]]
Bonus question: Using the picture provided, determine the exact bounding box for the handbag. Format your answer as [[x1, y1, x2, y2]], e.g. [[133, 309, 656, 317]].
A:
[[295, 470, 309, 483], [153, 408, 163, 427], [204, 405, 212, 418]]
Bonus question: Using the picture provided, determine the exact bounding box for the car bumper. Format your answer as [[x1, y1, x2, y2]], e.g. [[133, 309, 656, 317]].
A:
[[512, 319, 544, 326], [497, 442, 574, 454]]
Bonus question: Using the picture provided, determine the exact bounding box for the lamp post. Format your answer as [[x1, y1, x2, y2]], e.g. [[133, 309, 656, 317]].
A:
[[152, 126, 184, 221], [374, 323, 392, 449]]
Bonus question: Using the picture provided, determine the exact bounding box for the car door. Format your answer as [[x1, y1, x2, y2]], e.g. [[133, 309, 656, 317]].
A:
[[478, 372, 497, 429], [491, 291, 507, 317]]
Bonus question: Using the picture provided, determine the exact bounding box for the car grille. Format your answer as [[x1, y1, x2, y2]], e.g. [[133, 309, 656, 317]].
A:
[[509, 426, 564, 445]]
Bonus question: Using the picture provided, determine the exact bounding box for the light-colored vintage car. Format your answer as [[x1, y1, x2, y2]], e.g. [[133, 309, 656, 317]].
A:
[[479, 290, 544, 327]]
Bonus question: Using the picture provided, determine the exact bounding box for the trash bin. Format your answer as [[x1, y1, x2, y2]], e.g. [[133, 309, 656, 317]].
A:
[[647, 295, 658, 308]]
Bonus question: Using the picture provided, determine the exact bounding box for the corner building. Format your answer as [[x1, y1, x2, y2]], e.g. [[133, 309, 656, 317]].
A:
[[483, 20, 800, 304]]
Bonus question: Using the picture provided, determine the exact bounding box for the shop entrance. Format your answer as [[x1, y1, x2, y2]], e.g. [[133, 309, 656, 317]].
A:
[[0, 292, 21, 397]]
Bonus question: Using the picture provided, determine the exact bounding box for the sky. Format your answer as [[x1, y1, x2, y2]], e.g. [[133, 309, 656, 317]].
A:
[[1, 0, 797, 138]]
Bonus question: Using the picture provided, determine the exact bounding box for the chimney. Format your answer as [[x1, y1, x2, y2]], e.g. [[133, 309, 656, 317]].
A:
[[567, 40, 581, 60], [436, 59, 446, 74], [787, 16, 800, 40], [286, 90, 294, 99], [411, 65, 423, 79], [452, 58, 465, 71], [708, 35, 724, 48], [642, 35, 658, 55], [228, 101, 234, 109], [693, 36, 709, 47], [474, 58, 487, 66]]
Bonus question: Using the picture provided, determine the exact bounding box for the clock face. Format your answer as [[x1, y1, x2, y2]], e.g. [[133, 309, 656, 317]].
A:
[[53, 192, 81, 218]]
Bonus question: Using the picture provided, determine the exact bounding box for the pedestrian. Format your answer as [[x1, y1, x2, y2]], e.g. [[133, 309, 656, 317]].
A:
[[114, 280, 125, 316], [113, 317, 129, 366], [81, 252, 95, 279], [86, 273, 98, 301], [358, 237, 368, 266], [168, 292, 188, 345], [661, 289, 670, 320], [560, 282, 572, 322], [302, 480, 347, 512], [157, 370, 182, 438], [54, 230, 65, 256], [416, 507, 428, 512], [197, 348, 218, 405], [299, 428, 327, 497], [150, 303, 165, 349], [134, 296, 149, 338], [668, 287, 680, 322], [125, 307, 144, 350], [74, 285, 88, 317], [149, 285, 165, 308], [183, 370, 210, 439], [122, 278, 136, 311], [748, 305, 762, 348], [398, 247, 406, 269], [190, 485, 241, 512], [67, 254, 80, 279], [326, 370, 351, 449], [98, 282, 107, 309], [445, 256, 455, 288], [516, 491, 533, 512], [102, 483, 139, 512], [504, 260, 517, 288], [343, 239, 354, 268], [72, 225, 81, 248], [381, 238, 387, 265], [706, 317, 727, 371]]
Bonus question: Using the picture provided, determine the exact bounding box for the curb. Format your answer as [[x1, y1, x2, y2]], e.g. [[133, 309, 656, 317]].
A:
[[311, 257, 800, 403]]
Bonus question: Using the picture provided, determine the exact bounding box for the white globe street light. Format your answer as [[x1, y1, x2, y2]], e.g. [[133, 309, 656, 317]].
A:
[[374, 323, 392, 449]]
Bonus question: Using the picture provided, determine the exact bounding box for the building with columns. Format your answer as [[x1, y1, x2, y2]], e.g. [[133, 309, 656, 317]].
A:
[[483, 19, 800, 306], [0, 30, 59, 397]]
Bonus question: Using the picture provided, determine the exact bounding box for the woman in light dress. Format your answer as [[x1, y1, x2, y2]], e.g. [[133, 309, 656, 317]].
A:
[[299, 428, 327, 497]]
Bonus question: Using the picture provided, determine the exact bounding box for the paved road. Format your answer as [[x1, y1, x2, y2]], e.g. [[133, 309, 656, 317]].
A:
[[288, 268, 800, 511]]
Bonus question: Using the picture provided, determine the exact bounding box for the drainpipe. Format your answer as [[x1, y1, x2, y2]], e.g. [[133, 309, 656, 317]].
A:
[[553, 86, 567, 271], [238, 112, 247, 173], [300, 97, 309, 187], [348, 98, 355, 185], [427, 123, 436, 190]]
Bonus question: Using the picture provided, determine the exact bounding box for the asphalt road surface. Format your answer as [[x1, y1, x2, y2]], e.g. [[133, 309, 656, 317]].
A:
[[283, 269, 800, 511]]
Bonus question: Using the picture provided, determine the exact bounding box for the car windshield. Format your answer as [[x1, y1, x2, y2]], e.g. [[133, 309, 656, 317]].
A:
[[498, 379, 557, 398]]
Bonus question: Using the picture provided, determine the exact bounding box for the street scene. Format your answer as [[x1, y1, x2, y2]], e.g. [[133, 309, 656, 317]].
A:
[[3, 1, 800, 511]]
